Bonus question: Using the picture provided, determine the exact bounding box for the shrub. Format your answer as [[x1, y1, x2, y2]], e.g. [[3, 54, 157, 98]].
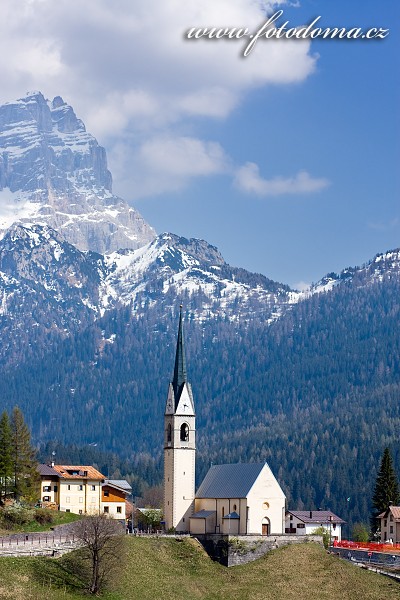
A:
[[34, 508, 54, 525], [1, 505, 34, 527], [352, 523, 369, 542], [311, 526, 330, 549]]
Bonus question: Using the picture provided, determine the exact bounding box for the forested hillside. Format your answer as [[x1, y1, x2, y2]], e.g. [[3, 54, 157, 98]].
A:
[[0, 250, 399, 528]]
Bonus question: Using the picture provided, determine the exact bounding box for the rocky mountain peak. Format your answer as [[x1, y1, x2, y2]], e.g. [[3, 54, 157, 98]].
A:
[[0, 92, 155, 254]]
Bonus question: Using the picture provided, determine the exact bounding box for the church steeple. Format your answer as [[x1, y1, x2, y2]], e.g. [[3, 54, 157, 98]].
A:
[[163, 306, 196, 532], [172, 305, 187, 406]]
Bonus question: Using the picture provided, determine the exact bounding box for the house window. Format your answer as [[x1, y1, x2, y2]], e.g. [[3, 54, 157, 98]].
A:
[[390, 526, 394, 534], [390, 515, 393, 522], [91, 485, 96, 491], [78, 484, 83, 491], [67, 485, 71, 491], [54, 485, 58, 492], [233, 504, 237, 512], [66, 497, 70, 503], [43, 496, 50, 502], [79, 497, 83, 503], [104, 490, 109, 497], [384, 519, 387, 527], [43, 485, 51, 492], [117, 506, 122, 514], [297, 523, 305, 529], [104, 507, 109, 514], [79, 510, 83, 515], [167, 423, 172, 442], [222, 507, 225, 518], [66, 509, 70, 513], [290, 515, 293, 521], [180, 423, 189, 442]]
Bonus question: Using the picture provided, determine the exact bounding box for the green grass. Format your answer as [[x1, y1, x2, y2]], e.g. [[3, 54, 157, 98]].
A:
[[0, 510, 80, 535], [0, 538, 398, 600]]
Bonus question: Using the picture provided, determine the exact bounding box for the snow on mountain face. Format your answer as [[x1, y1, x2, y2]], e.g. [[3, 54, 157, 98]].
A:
[[0, 224, 299, 332], [102, 233, 299, 321], [0, 223, 103, 312], [0, 92, 155, 254], [302, 249, 400, 298]]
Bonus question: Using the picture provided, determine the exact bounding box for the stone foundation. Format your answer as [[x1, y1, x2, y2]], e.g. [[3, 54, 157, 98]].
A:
[[196, 534, 323, 566]]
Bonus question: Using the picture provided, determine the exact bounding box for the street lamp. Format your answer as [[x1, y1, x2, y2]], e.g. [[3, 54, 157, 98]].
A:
[[329, 515, 333, 547]]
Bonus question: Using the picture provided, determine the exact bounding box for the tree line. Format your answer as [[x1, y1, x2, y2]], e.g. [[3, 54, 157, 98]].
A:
[[0, 406, 38, 503]]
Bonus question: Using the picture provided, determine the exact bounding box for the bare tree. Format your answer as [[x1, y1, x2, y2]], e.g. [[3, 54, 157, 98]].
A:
[[71, 514, 125, 594]]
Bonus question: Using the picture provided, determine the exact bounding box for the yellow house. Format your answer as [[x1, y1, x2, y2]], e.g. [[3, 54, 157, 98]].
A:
[[38, 465, 131, 520], [38, 464, 104, 515]]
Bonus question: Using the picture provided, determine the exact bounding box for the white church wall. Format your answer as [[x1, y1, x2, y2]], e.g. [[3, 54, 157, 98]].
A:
[[247, 465, 285, 535]]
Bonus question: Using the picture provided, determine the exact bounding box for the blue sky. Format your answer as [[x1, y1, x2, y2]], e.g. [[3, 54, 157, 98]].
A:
[[0, 1, 398, 287]]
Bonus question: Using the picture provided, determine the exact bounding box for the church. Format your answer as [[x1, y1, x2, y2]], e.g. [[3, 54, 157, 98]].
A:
[[163, 308, 286, 535]]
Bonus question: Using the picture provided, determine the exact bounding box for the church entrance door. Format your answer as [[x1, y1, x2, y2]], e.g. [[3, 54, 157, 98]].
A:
[[262, 522, 270, 535]]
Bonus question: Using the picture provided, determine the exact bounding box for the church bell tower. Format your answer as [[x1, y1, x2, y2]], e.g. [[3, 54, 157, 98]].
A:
[[163, 306, 195, 532]]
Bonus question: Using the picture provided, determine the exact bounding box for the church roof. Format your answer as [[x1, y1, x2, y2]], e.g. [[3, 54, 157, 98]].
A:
[[172, 306, 188, 407], [223, 511, 240, 520], [196, 463, 265, 499], [191, 510, 216, 519]]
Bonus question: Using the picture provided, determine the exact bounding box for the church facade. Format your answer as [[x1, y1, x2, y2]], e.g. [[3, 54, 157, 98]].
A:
[[163, 309, 286, 535]]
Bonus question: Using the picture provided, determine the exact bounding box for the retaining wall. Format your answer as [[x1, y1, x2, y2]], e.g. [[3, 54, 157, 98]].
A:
[[196, 534, 323, 566]]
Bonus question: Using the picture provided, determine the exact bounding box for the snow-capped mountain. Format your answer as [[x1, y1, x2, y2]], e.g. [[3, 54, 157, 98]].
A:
[[0, 224, 298, 332], [0, 92, 155, 253], [102, 233, 299, 320], [304, 249, 400, 296]]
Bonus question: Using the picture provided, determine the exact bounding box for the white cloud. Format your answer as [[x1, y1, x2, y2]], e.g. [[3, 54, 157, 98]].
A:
[[234, 162, 330, 196], [0, 1, 317, 127], [108, 136, 229, 198], [0, 0, 321, 198]]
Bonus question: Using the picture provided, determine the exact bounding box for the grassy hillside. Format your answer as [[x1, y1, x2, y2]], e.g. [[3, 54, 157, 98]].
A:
[[0, 538, 398, 600]]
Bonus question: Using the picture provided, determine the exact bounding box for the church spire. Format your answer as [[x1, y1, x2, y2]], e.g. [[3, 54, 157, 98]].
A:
[[172, 305, 187, 404]]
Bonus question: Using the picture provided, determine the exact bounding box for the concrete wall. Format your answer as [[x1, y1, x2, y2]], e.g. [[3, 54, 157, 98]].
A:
[[196, 534, 323, 567]]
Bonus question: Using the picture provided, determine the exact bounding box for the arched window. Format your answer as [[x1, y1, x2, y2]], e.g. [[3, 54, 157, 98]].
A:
[[167, 423, 172, 442], [180, 423, 189, 441]]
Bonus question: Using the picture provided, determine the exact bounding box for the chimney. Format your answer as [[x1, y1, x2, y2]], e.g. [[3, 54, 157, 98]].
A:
[[51, 460, 55, 467], [310, 511, 313, 519]]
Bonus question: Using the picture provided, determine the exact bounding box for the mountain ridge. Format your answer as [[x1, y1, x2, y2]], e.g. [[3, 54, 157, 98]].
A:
[[0, 91, 155, 253]]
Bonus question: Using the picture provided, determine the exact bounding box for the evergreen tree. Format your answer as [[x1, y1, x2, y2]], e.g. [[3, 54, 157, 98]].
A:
[[0, 411, 12, 502], [371, 447, 400, 530], [10, 407, 38, 502]]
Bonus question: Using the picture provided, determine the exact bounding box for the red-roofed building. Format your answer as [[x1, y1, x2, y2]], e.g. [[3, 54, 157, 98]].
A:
[[38, 464, 131, 520]]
